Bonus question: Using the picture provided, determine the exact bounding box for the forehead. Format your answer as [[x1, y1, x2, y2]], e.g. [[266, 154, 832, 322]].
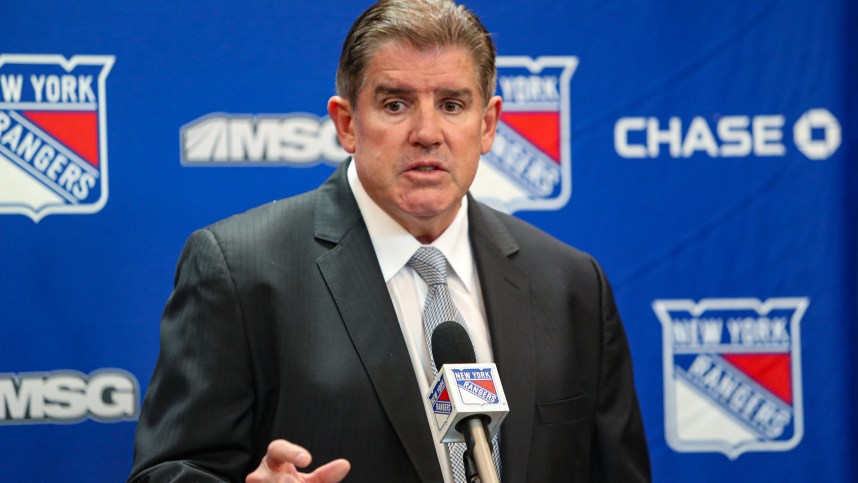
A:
[[360, 42, 479, 95]]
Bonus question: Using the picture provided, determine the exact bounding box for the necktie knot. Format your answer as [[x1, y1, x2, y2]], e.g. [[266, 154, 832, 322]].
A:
[[408, 246, 448, 286]]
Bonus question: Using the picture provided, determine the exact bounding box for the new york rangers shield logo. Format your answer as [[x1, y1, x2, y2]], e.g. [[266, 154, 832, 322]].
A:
[[429, 373, 452, 430], [453, 367, 499, 405], [0, 54, 114, 222], [470, 56, 577, 214], [653, 298, 808, 459]]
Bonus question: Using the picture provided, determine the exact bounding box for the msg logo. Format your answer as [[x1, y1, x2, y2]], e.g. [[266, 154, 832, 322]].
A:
[[0, 369, 139, 424]]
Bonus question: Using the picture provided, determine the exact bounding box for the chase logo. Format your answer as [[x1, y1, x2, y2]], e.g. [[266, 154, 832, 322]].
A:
[[453, 368, 499, 405], [429, 374, 452, 430], [614, 108, 841, 160], [792, 109, 841, 160], [470, 56, 578, 214], [653, 298, 808, 459], [0, 54, 114, 222]]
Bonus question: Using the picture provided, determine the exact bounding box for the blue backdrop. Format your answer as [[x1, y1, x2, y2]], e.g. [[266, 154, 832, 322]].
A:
[[2, 1, 855, 481]]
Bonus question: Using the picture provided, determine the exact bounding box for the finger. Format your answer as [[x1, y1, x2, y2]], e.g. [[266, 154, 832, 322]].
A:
[[246, 468, 302, 483], [246, 470, 299, 483], [305, 459, 351, 483], [264, 439, 313, 471]]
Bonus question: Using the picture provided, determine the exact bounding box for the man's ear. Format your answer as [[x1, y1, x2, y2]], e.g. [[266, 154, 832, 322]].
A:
[[327, 96, 356, 153], [480, 95, 503, 155]]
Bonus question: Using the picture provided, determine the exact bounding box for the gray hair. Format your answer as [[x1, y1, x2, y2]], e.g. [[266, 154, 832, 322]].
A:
[[336, 0, 497, 108]]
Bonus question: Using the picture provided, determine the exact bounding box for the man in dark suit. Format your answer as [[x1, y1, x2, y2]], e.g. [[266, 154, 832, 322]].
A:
[[129, 1, 650, 481]]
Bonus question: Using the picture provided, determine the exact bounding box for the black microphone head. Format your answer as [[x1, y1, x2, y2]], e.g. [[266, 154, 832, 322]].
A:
[[432, 321, 477, 367]]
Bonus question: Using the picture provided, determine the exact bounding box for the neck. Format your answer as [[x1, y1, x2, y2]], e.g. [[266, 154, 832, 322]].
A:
[[391, 209, 458, 245]]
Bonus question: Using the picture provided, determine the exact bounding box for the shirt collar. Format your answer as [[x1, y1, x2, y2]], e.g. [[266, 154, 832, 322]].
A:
[[347, 160, 475, 292]]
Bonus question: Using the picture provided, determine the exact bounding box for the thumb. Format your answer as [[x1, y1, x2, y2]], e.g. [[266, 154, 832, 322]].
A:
[[305, 458, 351, 483]]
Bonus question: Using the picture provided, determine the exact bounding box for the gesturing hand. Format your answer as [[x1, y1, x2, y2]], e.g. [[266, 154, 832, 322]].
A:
[[246, 440, 351, 483]]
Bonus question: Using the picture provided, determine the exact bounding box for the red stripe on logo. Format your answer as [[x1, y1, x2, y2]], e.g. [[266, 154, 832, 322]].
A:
[[23, 111, 99, 168], [501, 112, 560, 162], [723, 353, 792, 405]]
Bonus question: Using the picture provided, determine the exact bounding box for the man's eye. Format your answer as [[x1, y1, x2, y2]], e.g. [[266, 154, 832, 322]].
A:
[[442, 101, 464, 113], [385, 101, 405, 112]]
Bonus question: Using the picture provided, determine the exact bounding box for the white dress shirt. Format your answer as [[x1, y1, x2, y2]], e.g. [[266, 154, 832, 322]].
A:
[[347, 161, 494, 482]]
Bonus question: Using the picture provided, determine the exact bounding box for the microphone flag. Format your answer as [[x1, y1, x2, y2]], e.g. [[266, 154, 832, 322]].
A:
[[427, 363, 510, 444]]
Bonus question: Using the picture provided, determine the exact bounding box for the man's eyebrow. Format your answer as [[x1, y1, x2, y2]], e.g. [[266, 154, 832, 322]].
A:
[[437, 88, 474, 102], [373, 85, 415, 99], [372, 85, 474, 102]]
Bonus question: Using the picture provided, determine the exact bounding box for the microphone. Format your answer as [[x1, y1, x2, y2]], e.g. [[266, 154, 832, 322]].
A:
[[431, 320, 477, 366], [428, 321, 508, 483]]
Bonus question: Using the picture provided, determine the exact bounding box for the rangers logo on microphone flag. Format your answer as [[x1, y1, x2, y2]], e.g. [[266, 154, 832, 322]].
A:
[[470, 56, 577, 214], [453, 367, 499, 405], [0, 54, 114, 222], [653, 298, 808, 459], [430, 373, 453, 430]]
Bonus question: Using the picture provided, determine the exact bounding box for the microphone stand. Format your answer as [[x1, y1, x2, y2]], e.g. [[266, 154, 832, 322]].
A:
[[463, 449, 479, 482], [460, 416, 500, 483]]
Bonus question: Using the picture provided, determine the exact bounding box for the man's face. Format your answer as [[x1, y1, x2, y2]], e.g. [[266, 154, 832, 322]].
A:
[[329, 42, 501, 242]]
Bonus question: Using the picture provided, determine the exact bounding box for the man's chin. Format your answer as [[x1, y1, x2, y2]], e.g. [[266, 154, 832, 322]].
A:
[[399, 198, 461, 220]]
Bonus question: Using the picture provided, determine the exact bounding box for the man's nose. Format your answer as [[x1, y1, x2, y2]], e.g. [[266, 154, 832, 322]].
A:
[[408, 105, 443, 148]]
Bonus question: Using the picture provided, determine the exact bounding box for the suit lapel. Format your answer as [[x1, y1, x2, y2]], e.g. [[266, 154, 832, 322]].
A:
[[469, 198, 535, 482], [314, 163, 443, 482]]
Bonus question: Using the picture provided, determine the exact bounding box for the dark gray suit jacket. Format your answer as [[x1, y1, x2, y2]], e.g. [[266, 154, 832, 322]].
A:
[[129, 161, 650, 482]]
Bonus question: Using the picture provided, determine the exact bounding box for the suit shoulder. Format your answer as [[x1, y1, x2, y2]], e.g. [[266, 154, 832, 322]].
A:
[[204, 190, 317, 240], [491, 207, 594, 263], [173, 190, 320, 267], [473, 203, 606, 287]]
